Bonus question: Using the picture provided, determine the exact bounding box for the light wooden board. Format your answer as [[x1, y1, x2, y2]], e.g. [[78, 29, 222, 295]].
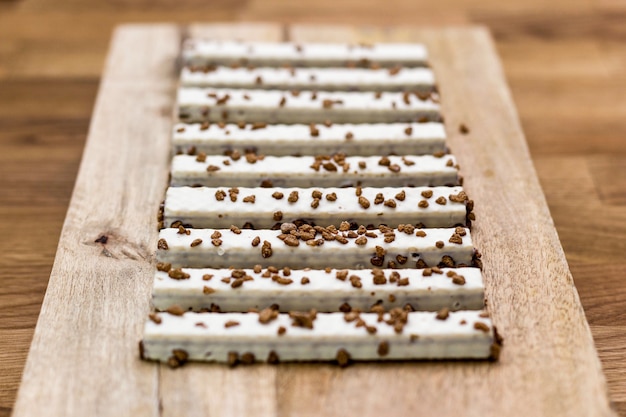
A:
[[11, 23, 616, 417]]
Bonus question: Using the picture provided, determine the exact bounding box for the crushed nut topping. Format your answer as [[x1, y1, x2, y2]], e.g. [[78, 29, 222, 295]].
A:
[[435, 307, 450, 320], [261, 240, 272, 258], [322, 162, 337, 172], [474, 322, 490, 332], [288, 191, 299, 203], [215, 189, 226, 201], [258, 307, 279, 324], [449, 191, 468, 203], [349, 275, 362, 288], [336, 270, 348, 281], [377, 341, 390, 356], [336, 349, 351, 367], [449, 233, 463, 245], [388, 164, 401, 173], [148, 313, 162, 324], [166, 305, 185, 316], [156, 262, 172, 272], [289, 309, 317, 329]]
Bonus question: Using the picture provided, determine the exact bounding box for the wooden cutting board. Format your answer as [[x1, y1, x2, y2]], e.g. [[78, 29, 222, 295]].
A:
[[11, 23, 617, 417]]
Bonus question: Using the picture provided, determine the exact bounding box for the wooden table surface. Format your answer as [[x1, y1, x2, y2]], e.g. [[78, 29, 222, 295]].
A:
[[0, 1, 624, 416]]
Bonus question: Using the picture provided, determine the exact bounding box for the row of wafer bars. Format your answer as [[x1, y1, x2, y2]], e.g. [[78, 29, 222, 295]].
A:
[[140, 40, 502, 367]]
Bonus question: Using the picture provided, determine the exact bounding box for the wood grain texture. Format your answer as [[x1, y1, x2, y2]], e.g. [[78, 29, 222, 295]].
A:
[[290, 24, 616, 416], [8, 23, 616, 417], [10, 25, 181, 417], [161, 23, 284, 417], [1, 2, 625, 416]]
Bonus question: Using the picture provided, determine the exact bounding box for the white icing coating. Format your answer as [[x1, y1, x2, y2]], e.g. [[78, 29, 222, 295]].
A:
[[156, 227, 475, 269], [170, 154, 459, 188], [180, 66, 436, 92], [182, 40, 429, 68], [141, 310, 497, 363], [177, 88, 441, 124], [163, 186, 468, 229], [172, 122, 447, 156], [152, 267, 484, 312]]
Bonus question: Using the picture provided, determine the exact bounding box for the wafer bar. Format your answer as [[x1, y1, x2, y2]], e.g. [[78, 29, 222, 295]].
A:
[[170, 154, 459, 188], [182, 40, 429, 68], [140, 310, 500, 366], [181, 66, 436, 92], [152, 266, 485, 312], [172, 122, 447, 156], [156, 226, 476, 269], [163, 186, 469, 229], [177, 88, 440, 124]]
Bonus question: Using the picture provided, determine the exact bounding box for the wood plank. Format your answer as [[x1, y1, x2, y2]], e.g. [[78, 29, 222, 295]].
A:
[[11, 25, 181, 417], [11, 23, 616, 417], [287, 24, 615, 416], [160, 22, 284, 417]]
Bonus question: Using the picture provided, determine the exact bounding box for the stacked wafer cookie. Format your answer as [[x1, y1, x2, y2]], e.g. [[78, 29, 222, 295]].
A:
[[140, 40, 502, 367]]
